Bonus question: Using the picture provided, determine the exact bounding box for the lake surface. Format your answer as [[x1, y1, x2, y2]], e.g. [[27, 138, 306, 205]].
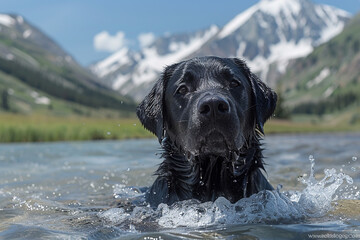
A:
[[0, 133, 359, 239]]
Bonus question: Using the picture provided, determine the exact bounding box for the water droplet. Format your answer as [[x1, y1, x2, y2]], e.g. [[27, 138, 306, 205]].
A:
[[199, 181, 204, 186], [351, 167, 356, 172], [233, 179, 237, 183], [127, 168, 130, 172], [308, 155, 315, 183], [107, 132, 111, 135], [346, 176, 353, 184], [352, 156, 357, 161]]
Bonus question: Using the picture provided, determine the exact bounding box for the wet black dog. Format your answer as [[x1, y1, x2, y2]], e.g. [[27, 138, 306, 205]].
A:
[[137, 56, 277, 207]]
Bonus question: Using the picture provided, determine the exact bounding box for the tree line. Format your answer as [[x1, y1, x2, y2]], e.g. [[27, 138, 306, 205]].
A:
[[292, 92, 359, 116]]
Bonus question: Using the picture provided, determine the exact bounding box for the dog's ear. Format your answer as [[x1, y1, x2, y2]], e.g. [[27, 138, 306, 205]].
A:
[[232, 58, 277, 134], [136, 64, 177, 142]]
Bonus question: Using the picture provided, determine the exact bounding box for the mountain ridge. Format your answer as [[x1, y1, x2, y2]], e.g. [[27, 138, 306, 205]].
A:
[[0, 13, 136, 113], [91, 0, 351, 102]]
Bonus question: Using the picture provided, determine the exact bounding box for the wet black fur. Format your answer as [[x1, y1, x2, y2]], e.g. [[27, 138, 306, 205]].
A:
[[137, 57, 277, 207]]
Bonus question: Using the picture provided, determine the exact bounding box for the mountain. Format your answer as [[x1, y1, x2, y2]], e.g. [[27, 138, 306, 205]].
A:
[[0, 14, 135, 113], [91, 0, 351, 102], [91, 26, 219, 101], [277, 13, 360, 117]]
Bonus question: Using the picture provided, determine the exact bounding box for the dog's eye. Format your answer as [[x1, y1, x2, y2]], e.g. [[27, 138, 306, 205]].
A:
[[176, 85, 189, 95], [230, 80, 241, 88]]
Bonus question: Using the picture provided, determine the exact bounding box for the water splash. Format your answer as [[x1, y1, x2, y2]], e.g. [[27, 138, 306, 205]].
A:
[[291, 155, 354, 217], [100, 156, 358, 230]]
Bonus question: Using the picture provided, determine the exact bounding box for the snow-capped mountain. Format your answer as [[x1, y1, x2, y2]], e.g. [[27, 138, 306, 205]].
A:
[[91, 26, 219, 101], [91, 0, 351, 102]]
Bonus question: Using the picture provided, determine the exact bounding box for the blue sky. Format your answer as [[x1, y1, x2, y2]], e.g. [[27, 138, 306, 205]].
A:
[[1, 0, 359, 66]]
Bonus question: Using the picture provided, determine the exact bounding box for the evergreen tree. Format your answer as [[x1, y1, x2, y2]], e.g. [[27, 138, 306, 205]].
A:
[[274, 86, 290, 119], [1, 89, 9, 110]]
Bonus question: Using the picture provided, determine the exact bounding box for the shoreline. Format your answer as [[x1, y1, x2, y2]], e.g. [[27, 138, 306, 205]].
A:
[[0, 114, 359, 143]]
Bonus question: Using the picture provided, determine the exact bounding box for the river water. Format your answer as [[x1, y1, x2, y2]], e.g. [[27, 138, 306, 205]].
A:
[[0, 133, 359, 239]]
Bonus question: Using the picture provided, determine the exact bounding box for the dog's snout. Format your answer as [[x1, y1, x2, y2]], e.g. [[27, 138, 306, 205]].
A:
[[198, 95, 230, 118]]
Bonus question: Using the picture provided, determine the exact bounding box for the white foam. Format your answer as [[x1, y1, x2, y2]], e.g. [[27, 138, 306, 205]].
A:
[[157, 190, 304, 228], [99, 208, 130, 223], [100, 156, 357, 230]]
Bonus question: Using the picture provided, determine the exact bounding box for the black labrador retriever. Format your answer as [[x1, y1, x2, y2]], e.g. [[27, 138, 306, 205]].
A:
[[137, 56, 277, 207]]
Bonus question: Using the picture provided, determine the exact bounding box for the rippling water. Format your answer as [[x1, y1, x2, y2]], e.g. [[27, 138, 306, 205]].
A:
[[0, 133, 359, 239]]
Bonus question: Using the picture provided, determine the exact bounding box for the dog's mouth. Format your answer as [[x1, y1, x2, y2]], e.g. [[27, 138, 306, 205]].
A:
[[184, 130, 244, 160], [199, 131, 228, 154]]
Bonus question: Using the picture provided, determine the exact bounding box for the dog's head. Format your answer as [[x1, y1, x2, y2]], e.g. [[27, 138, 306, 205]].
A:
[[137, 57, 277, 157]]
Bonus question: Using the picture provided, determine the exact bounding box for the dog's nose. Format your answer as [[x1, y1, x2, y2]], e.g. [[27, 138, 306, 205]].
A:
[[198, 95, 230, 118]]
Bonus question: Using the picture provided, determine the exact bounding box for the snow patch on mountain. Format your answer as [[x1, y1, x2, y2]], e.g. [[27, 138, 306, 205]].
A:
[[16, 16, 24, 24], [219, 0, 302, 39], [113, 74, 131, 89], [132, 25, 218, 86], [31, 91, 51, 105], [236, 42, 247, 57], [23, 29, 32, 39], [307, 68, 330, 88], [259, 0, 301, 16], [323, 85, 336, 98], [250, 38, 314, 79], [92, 47, 132, 78], [315, 5, 351, 45], [218, 6, 257, 39], [0, 14, 15, 27]]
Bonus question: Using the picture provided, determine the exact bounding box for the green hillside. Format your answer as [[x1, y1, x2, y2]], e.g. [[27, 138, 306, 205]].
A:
[[278, 13, 360, 123], [0, 14, 135, 114]]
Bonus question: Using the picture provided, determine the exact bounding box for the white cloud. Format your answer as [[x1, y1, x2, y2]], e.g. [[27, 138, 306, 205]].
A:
[[138, 32, 156, 48], [94, 31, 127, 52]]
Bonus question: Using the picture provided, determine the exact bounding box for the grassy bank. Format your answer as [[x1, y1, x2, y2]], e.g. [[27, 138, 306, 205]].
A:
[[0, 113, 153, 142], [0, 113, 359, 143], [265, 119, 360, 134], [266, 105, 360, 134]]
